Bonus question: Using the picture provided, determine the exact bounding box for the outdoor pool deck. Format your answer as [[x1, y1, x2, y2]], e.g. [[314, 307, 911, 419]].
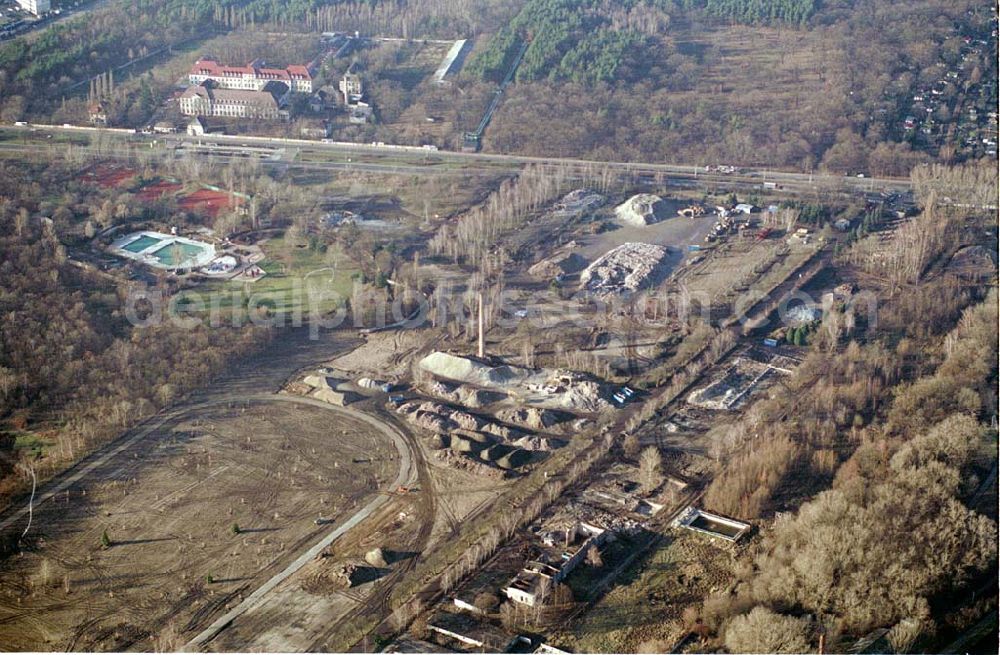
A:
[[110, 231, 216, 270]]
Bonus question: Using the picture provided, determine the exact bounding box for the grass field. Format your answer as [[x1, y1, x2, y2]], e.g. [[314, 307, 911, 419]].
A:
[[191, 235, 358, 323]]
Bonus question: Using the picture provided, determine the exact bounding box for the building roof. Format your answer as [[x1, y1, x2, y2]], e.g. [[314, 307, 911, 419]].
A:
[[190, 57, 312, 82], [180, 81, 289, 108]]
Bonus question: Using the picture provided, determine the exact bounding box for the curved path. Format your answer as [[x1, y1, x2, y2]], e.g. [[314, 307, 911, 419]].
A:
[[181, 394, 416, 652], [0, 391, 416, 653]]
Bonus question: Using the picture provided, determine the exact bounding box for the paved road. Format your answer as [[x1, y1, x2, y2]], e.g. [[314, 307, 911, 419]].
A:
[[0, 123, 915, 199], [181, 393, 417, 652], [0, 0, 111, 44]]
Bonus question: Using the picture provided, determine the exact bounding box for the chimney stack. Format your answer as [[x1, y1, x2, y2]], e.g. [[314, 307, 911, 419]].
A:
[[477, 291, 485, 358]]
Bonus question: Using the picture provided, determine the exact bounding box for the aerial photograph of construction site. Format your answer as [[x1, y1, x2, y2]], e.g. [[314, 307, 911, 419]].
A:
[[0, 0, 997, 654]]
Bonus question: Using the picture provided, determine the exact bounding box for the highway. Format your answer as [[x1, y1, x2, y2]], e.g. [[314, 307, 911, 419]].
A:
[[0, 123, 915, 199]]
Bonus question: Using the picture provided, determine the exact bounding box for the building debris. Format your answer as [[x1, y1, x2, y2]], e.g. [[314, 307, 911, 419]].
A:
[[528, 244, 588, 280], [418, 352, 610, 413], [686, 356, 782, 411], [580, 242, 669, 299], [503, 521, 608, 607], [312, 388, 361, 406]]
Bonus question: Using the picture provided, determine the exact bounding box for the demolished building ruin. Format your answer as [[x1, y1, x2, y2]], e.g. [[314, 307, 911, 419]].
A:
[[580, 242, 669, 299]]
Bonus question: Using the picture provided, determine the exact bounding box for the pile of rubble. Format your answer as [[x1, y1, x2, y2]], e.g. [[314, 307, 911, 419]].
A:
[[395, 400, 517, 440], [561, 499, 645, 536], [424, 379, 507, 408], [419, 352, 611, 413], [433, 449, 517, 479], [555, 188, 605, 215], [615, 194, 667, 226], [512, 435, 560, 451], [686, 357, 777, 410], [299, 372, 361, 406], [528, 241, 588, 279], [580, 242, 669, 299], [495, 407, 571, 432]]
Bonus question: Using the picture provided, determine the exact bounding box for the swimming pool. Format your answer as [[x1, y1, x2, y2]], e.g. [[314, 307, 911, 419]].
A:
[[110, 231, 217, 270], [149, 241, 212, 267], [121, 234, 163, 253]]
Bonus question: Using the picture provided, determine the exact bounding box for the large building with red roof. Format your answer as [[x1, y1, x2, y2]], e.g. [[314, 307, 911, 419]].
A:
[[188, 57, 314, 94], [179, 80, 290, 119]]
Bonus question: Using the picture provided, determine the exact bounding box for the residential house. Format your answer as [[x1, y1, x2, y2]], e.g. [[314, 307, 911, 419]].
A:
[[88, 102, 107, 126]]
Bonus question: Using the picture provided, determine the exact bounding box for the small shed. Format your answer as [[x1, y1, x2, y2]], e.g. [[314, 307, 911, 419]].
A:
[[153, 121, 178, 134]]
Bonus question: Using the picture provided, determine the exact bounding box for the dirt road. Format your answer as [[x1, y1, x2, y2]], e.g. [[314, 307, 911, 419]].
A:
[[182, 394, 416, 652], [0, 328, 428, 651]]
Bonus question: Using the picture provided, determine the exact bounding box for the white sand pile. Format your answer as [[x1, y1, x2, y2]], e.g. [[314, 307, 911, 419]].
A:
[[615, 194, 667, 226]]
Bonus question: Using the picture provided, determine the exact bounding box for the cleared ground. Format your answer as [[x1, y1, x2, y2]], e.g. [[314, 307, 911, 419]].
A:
[[0, 398, 396, 651], [576, 198, 716, 263]]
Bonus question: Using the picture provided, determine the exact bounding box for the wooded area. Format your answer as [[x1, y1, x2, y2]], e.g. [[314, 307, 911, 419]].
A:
[[0, 160, 272, 509], [694, 164, 998, 652], [477, 0, 993, 172]]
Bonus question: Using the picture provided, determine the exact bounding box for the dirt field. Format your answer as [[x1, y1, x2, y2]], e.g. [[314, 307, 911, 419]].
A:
[[423, 460, 511, 550], [206, 489, 428, 652], [0, 398, 396, 652], [327, 329, 442, 381]]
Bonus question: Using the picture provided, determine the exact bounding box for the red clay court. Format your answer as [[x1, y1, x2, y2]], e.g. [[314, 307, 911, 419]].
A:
[[77, 164, 136, 188], [178, 188, 242, 218], [135, 180, 182, 202]]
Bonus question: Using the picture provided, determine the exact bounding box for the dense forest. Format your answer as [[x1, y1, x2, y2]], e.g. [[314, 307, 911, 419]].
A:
[[680, 0, 817, 25], [465, 0, 660, 84], [465, 0, 820, 85]]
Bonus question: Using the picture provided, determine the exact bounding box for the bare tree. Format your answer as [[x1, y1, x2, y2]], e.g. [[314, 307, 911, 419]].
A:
[[639, 446, 663, 493]]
